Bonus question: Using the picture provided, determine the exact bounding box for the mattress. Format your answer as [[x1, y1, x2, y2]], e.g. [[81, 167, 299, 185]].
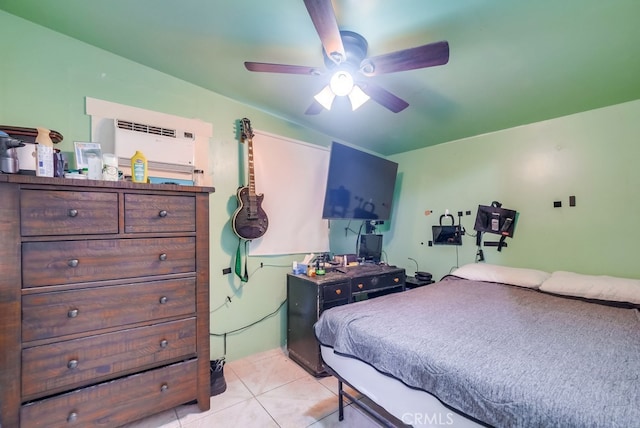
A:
[[314, 276, 640, 427]]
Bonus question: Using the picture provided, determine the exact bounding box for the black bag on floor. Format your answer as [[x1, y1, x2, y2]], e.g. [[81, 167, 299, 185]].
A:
[[210, 359, 226, 396]]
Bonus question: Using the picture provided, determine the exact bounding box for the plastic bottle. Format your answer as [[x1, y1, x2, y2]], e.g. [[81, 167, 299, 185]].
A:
[[87, 154, 103, 180], [102, 153, 118, 181], [131, 151, 148, 183], [193, 169, 204, 186]]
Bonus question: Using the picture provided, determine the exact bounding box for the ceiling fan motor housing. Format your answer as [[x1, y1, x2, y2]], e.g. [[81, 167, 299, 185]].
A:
[[323, 30, 368, 72]]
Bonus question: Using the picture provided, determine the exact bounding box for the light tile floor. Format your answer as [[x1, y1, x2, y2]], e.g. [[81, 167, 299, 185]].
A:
[[122, 348, 390, 428]]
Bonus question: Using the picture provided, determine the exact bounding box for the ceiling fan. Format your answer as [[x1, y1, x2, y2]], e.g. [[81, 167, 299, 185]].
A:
[[244, 0, 449, 114]]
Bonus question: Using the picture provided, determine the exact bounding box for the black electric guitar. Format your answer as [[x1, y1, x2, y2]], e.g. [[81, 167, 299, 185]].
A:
[[232, 118, 269, 240]]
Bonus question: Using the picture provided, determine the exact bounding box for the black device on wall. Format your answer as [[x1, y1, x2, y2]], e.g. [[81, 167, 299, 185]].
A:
[[322, 142, 398, 221], [474, 204, 518, 237], [432, 214, 462, 246], [358, 234, 383, 263]]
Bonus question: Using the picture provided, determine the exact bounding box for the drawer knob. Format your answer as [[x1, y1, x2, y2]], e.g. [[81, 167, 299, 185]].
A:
[[67, 412, 78, 423], [67, 309, 79, 318], [67, 359, 79, 369], [160, 383, 169, 392], [68, 209, 78, 218], [159, 253, 167, 261], [159, 210, 168, 217], [335, 289, 341, 295], [159, 296, 168, 304], [394, 277, 399, 283], [160, 339, 169, 348], [68, 259, 79, 268], [358, 283, 364, 289]]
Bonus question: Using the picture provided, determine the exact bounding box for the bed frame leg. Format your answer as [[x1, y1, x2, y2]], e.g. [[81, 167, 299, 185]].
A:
[[338, 380, 345, 421]]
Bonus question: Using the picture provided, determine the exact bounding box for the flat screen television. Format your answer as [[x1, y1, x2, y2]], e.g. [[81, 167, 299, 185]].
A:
[[358, 234, 383, 263], [321, 142, 398, 220], [473, 205, 518, 237]]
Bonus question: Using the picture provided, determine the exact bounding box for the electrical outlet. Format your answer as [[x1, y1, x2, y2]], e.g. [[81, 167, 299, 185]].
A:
[[222, 267, 232, 275], [457, 211, 463, 217], [466, 210, 472, 216]]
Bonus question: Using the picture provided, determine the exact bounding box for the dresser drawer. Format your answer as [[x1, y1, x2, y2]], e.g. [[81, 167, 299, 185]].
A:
[[22, 278, 196, 342], [322, 281, 350, 302], [22, 237, 196, 287], [352, 271, 404, 293], [20, 189, 118, 236], [22, 318, 196, 400], [124, 194, 195, 233], [20, 359, 198, 428]]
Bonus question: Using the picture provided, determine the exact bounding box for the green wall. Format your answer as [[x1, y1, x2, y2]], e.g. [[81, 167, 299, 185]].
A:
[[2, 10, 639, 362], [0, 11, 333, 362], [384, 99, 640, 281]]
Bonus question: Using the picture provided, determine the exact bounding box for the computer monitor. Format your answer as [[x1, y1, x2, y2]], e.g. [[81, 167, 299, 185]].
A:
[[358, 234, 383, 263]]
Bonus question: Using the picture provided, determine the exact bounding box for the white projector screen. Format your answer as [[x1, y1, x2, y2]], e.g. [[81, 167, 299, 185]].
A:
[[248, 130, 330, 255]]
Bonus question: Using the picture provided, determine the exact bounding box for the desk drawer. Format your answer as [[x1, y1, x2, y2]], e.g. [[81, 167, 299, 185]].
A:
[[22, 278, 196, 342], [322, 281, 350, 302], [20, 190, 118, 236], [352, 272, 404, 293], [22, 318, 196, 400], [20, 360, 197, 428], [124, 194, 195, 233], [22, 237, 195, 287]]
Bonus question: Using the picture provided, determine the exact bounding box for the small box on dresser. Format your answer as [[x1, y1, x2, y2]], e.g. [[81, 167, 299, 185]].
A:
[[0, 175, 213, 428]]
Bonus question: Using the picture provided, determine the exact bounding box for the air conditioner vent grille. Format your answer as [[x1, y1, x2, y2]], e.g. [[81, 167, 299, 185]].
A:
[[116, 119, 176, 138]]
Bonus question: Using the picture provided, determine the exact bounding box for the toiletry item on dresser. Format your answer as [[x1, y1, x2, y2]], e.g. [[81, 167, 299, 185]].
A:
[[35, 127, 54, 177], [102, 153, 118, 181], [131, 150, 148, 183], [87, 153, 103, 180]]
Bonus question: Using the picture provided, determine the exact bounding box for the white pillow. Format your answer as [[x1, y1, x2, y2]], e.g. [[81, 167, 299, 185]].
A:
[[451, 263, 551, 289], [539, 271, 640, 304]]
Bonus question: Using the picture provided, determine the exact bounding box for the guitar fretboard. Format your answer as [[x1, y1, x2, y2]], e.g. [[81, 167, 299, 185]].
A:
[[247, 137, 256, 196]]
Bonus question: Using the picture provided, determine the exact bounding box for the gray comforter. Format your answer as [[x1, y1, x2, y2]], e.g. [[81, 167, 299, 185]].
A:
[[314, 276, 640, 427]]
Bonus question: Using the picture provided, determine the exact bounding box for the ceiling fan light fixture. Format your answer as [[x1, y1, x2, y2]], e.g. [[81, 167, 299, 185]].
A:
[[329, 70, 354, 96], [314, 85, 336, 110], [348, 85, 370, 110]]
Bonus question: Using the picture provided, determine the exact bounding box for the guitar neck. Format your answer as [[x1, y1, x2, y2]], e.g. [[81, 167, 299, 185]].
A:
[[247, 136, 256, 196]]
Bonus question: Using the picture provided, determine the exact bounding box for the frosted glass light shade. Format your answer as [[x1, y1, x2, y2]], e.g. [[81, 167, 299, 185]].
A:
[[314, 85, 336, 110], [348, 85, 370, 110]]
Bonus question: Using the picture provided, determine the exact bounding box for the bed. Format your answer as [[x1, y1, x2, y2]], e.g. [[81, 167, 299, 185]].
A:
[[314, 263, 640, 427]]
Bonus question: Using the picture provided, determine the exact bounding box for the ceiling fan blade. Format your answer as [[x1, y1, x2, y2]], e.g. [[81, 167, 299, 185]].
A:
[[364, 41, 449, 76], [245, 62, 320, 75], [303, 0, 345, 63], [359, 82, 409, 113], [305, 100, 324, 115]]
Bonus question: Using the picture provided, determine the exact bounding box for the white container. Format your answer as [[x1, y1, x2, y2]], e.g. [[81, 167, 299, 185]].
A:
[[87, 154, 103, 180], [102, 153, 118, 181]]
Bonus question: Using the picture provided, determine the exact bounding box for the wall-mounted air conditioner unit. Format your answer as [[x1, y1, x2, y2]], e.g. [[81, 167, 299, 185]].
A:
[[114, 119, 195, 173]]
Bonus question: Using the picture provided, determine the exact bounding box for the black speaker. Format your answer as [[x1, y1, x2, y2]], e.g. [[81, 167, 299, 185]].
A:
[[415, 271, 432, 281]]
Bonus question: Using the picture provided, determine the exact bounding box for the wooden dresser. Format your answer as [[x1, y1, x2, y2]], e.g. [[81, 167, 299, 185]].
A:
[[0, 175, 213, 428]]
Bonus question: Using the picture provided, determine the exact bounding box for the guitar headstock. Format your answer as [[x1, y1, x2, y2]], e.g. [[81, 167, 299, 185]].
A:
[[240, 118, 254, 142]]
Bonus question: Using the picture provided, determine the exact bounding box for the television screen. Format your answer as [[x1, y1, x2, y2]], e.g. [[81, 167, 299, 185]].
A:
[[473, 205, 518, 237], [322, 142, 398, 220], [358, 234, 383, 263]]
